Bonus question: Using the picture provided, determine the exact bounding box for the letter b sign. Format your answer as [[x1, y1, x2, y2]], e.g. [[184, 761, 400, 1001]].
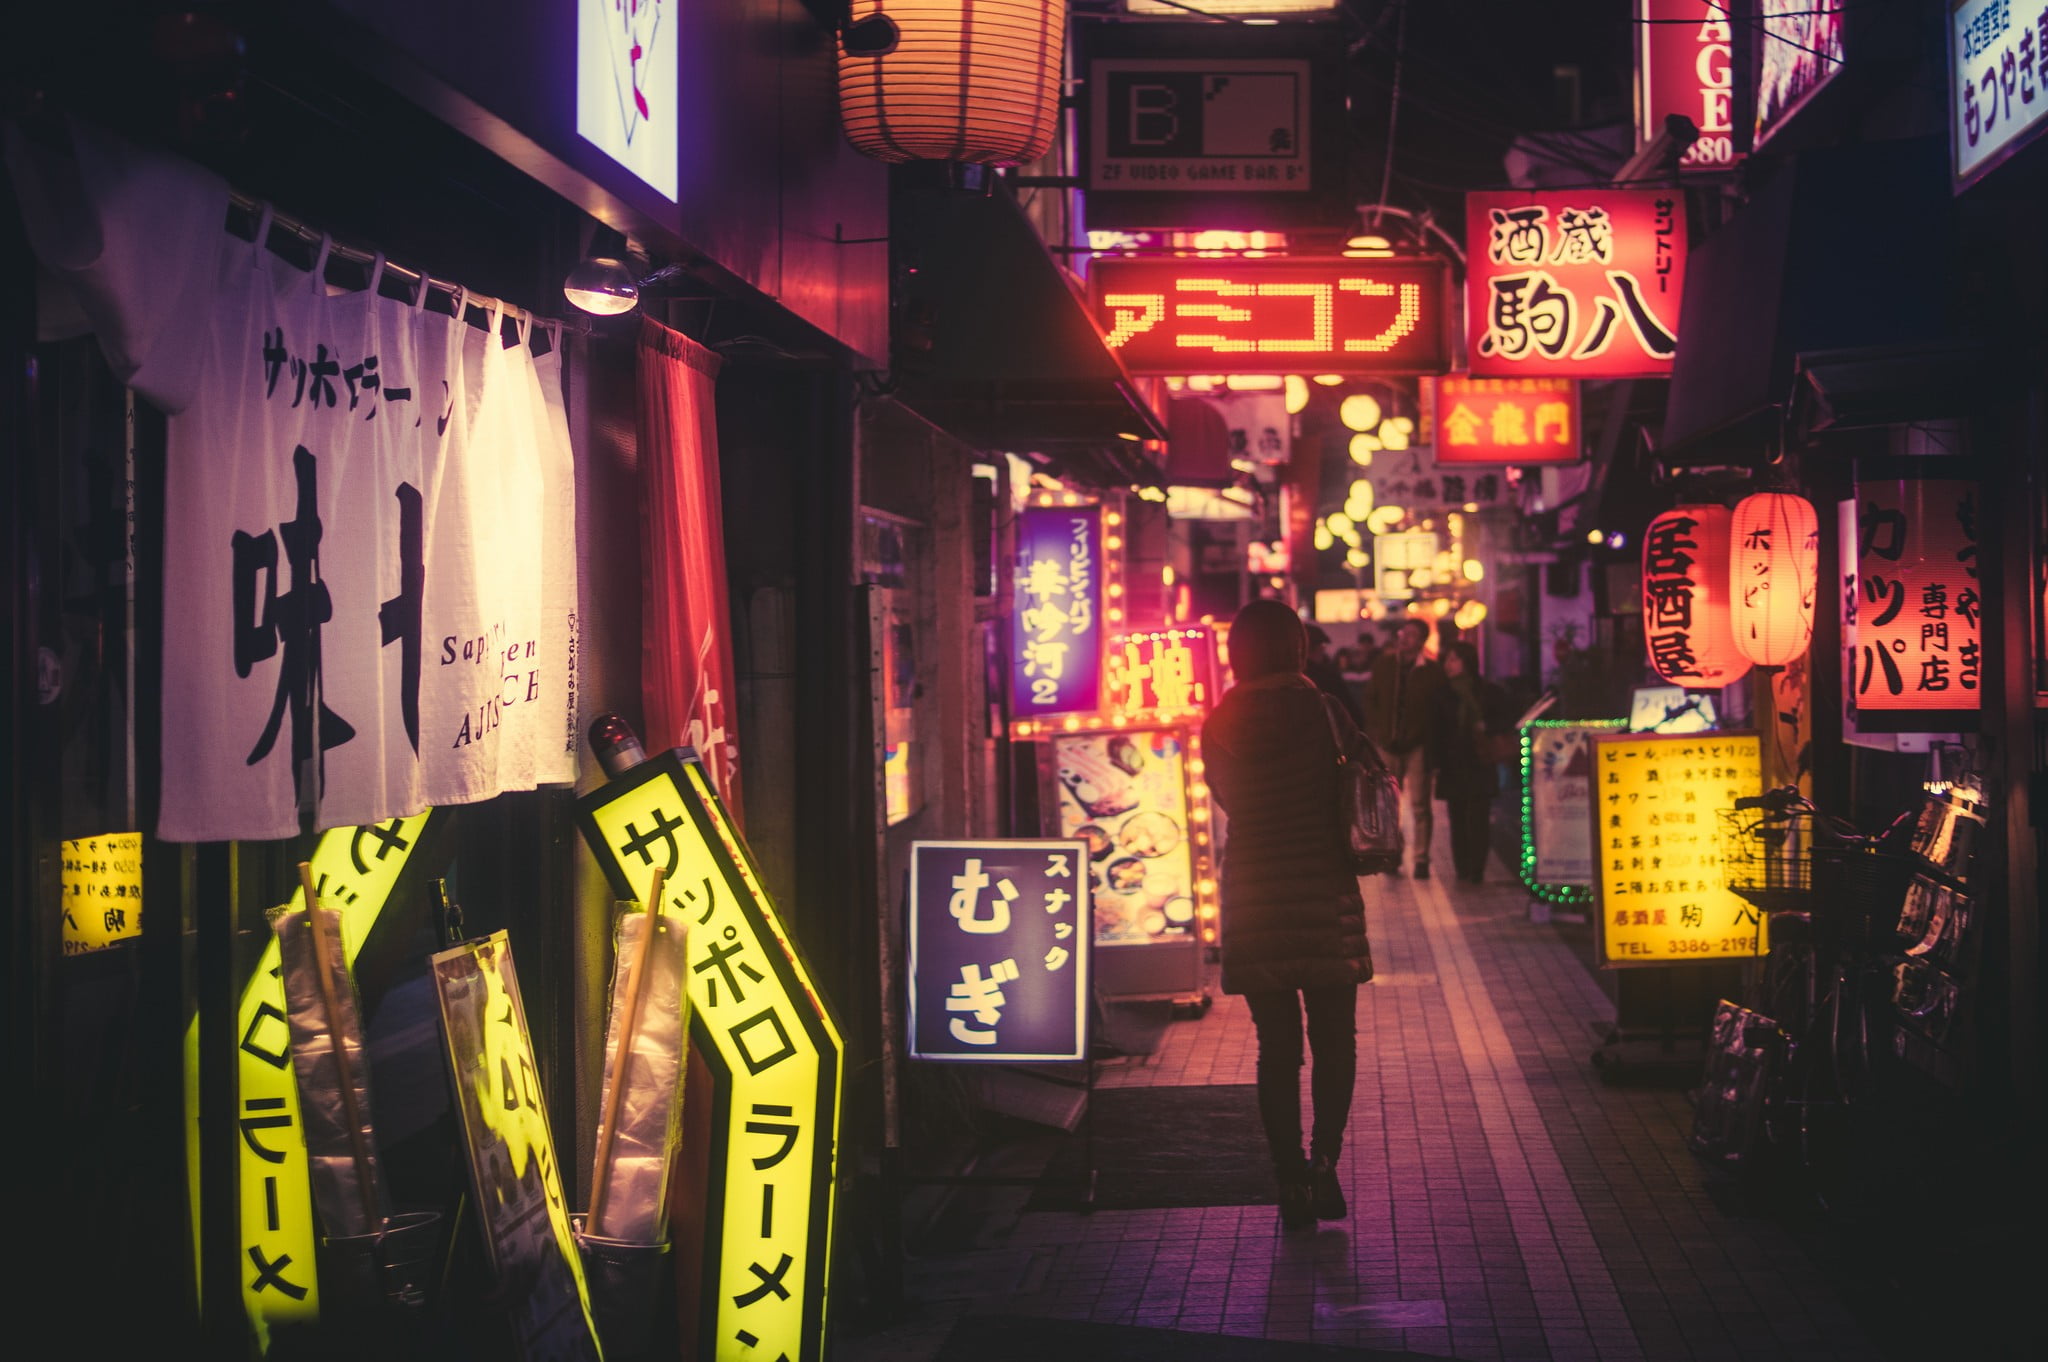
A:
[[1106, 73, 1202, 157]]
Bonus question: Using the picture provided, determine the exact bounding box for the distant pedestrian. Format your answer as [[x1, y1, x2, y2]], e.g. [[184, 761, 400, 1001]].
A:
[[1432, 642, 1513, 884], [1362, 618, 1445, 879], [1204, 599, 1374, 1231], [1305, 625, 1364, 726]]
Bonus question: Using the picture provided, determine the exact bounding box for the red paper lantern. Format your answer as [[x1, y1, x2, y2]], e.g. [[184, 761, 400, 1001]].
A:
[[1641, 504, 1751, 688], [1729, 492, 1818, 667], [837, 1, 1065, 166]]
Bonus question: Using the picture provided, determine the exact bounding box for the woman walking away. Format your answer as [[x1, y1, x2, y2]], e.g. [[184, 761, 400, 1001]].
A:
[[1432, 641, 1512, 884], [1204, 599, 1375, 1231]]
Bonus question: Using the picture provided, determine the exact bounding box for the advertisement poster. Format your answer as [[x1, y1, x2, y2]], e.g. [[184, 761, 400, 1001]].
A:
[[1528, 723, 1605, 886], [59, 831, 143, 954], [1466, 188, 1686, 379], [1755, 0, 1845, 148], [431, 932, 600, 1361], [1046, 728, 1203, 946], [1593, 732, 1766, 967], [907, 840, 1090, 1062]]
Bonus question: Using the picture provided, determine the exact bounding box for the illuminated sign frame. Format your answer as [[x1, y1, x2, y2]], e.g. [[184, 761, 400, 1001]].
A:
[[1840, 468, 1984, 733], [1102, 626, 1219, 727], [1949, 0, 2048, 191], [576, 0, 679, 200], [1012, 499, 1118, 722], [1465, 189, 1686, 380], [1091, 256, 1452, 376], [907, 839, 1092, 1062], [184, 811, 444, 1344], [1519, 719, 1628, 909], [578, 749, 843, 1362], [1431, 375, 1581, 466], [1754, 0, 1846, 149], [1592, 731, 1767, 967], [1636, 0, 1744, 173]]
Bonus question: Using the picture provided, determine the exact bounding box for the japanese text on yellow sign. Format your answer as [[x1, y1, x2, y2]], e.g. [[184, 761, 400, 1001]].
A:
[[183, 814, 433, 1348], [583, 755, 842, 1362], [1594, 734, 1765, 966], [61, 831, 143, 954]]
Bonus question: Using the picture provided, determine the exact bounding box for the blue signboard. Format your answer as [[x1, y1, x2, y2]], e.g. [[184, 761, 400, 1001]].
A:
[[1012, 504, 1105, 717], [908, 840, 1091, 1062]]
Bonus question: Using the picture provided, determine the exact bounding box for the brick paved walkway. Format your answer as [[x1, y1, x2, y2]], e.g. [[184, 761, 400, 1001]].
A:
[[843, 849, 1887, 1362]]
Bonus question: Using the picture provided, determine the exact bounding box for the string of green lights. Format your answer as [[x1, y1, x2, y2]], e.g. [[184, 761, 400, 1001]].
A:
[[1517, 718, 1628, 907]]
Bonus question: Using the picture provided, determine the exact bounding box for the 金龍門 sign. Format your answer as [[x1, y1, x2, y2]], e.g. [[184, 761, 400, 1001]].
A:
[[1841, 474, 1982, 732], [1466, 189, 1685, 379], [1636, 1, 1742, 173], [908, 841, 1091, 1062], [1092, 256, 1451, 375], [1594, 732, 1765, 966], [1949, 0, 2048, 189], [1013, 504, 1106, 717], [1431, 375, 1580, 465]]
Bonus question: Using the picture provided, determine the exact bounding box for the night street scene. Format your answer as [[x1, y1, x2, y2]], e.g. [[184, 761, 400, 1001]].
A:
[[9, 3, 2047, 1361]]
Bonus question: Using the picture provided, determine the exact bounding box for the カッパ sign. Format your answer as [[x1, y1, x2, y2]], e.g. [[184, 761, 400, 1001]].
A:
[[1840, 472, 1983, 732], [578, 749, 842, 1362], [1466, 189, 1686, 379], [908, 841, 1090, 1062]]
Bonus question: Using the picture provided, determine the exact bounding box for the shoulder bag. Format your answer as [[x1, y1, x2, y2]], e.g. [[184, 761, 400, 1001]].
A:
[[1321, 694, 1404, 875]]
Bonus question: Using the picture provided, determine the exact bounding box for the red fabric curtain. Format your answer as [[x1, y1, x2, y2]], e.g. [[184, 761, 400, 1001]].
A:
[[637, 316, 741, 816]]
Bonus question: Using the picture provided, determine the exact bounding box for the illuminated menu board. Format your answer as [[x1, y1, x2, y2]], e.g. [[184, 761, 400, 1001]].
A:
[[1841, 474, 1982, 731], [1091, 256, 1452, 374], [1594, 732, 1766, 967]]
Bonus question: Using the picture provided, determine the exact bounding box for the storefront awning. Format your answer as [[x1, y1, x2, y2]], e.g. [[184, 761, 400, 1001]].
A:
[[890, 175, 1168, 469], [1661, 136, 1954, 462]]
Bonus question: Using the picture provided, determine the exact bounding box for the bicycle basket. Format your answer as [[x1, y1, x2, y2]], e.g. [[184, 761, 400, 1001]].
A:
[[1717, 808, 1811, 912]]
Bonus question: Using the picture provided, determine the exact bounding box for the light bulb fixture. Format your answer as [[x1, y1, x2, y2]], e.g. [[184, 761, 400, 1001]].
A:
[[562, 256, 641, 316]]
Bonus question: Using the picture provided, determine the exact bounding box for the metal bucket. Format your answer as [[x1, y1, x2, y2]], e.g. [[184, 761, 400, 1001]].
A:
[[572, 1216, 672, 1360], [320, 1209, 444, 1328]]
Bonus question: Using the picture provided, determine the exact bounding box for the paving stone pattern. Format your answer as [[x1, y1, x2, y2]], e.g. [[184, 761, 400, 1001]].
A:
[[846, 853, 1887, 1362]]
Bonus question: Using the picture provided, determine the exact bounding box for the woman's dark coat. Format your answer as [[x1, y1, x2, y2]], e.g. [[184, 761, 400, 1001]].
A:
[[1202, 673, 1373, 994]]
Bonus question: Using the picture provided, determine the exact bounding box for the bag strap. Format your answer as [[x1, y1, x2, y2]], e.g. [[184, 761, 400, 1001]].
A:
[[1321, 691, 1389, 775]]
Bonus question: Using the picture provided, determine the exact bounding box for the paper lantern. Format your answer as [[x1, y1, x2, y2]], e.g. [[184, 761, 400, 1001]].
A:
[[837, 1, 1065, 166], [1641, 504, 1751, 688], [1728, 492, 1818, 667]]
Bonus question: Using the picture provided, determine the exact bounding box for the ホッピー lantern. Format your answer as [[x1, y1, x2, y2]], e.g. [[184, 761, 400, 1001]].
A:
[[1641, 503, 1751, 689], [837, 1, 1065, 166], [1728, 491, 1818, 667]]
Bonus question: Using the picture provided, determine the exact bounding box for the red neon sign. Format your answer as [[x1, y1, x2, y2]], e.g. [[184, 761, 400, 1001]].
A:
[[1091, 256, 1451, 374]]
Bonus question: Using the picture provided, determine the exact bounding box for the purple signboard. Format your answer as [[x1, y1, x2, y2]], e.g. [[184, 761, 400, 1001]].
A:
[[1012, 504, 1105, 718], [908, 840, 1091, 1062]]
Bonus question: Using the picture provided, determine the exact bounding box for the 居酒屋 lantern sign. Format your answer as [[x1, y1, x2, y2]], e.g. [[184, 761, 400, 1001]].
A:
[[1431, 376, 1581, 465], [1641, 504, 1751, 689], [1465, 189, 1686, 380], [1840, 474, 1983, 731], [578, 750, 842, 1362], [1595, 732, 1767, 966], [837, 0, 1063, 165], [907, 840, 1091, 1062], [1729, 492, 1818, 668], [1949, 0, 2048, 190], [1092, 256, 1452, 376], [1106, 627, 1218, 721], [576, 0, 679, 199], [1013, 502, 1107, 718], [1635, 2, 1741, 173]]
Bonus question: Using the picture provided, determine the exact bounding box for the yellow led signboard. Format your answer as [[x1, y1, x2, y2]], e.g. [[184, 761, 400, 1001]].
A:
[[183, 812, 438, 1347], [60, 830, 143, 954], [579, 750, 843, 1362], [1593, 733, 1766, 966]]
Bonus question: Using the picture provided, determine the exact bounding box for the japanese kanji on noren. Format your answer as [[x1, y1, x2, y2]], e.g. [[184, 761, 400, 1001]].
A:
[[908, 840, 1092, 1062]]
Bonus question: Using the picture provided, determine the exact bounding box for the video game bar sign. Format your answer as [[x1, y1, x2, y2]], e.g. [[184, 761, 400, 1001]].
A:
[[1092, 256, 1452, 375], [1089, 59, 1311, 194]]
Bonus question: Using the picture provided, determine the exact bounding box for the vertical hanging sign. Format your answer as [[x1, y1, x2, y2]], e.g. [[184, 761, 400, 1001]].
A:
[[1841, 472, 1983, 731], [1636, 1, 1743, 172], [1012, 502, 1106, 719], [907, 840, 1091, 1062], [578, 750, 842, 1362]]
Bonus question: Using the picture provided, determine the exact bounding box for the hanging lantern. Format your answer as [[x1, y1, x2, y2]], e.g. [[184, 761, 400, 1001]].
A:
[[1641, 504, 1751, 689], [1728, 492, 1818, 667], [837, 1, 1065, 166]]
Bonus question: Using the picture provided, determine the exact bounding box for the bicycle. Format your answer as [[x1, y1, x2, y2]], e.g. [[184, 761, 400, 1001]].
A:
[[1704, 787, 1912, 1197]]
